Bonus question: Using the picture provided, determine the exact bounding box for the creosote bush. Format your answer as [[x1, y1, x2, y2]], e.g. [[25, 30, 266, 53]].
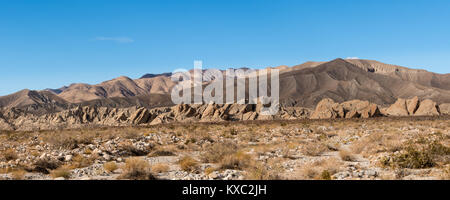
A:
[[381, 138, 450, 169]]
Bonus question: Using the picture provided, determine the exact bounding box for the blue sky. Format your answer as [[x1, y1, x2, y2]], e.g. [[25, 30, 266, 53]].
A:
[[1, 0, 450, 95]]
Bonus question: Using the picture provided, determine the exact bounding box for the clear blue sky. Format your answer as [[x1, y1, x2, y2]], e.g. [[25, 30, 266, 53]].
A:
[[1, 0, 450, 96]]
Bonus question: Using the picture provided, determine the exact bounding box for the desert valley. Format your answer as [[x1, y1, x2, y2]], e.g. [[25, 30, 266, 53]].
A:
[[0, 58, 449, 180]]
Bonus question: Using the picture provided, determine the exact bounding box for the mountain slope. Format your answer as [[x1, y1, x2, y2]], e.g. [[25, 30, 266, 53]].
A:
[[278, 59, 450, 107], [0, 89, 69, 113], [1, 58, 449, 112]]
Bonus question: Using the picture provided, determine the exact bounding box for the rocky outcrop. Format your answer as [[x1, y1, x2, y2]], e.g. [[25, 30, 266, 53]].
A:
[[340, 100, 381, 118], [414, 99, 440, 116], [0, 97, 446, 131], [440, 103, 450, 115], [311, 99, 380, 119], [129, 107, 152, 124], [384, 97, 441, 116], [310, 99, 345, 119], [406, 96, 420, 115], [0, 103, 312, 131], [384, 98, 409, 116]]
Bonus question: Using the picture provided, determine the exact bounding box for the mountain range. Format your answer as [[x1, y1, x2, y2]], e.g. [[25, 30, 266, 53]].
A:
[[1, 58, 450, 115]]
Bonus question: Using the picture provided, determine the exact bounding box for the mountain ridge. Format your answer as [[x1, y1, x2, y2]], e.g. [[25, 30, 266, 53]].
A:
[[1, 58, 449, 113]]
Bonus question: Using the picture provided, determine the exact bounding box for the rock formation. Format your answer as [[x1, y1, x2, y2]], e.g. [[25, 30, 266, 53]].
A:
[[440, 103, 450, 115], [384, 97, 441, 116], [414, 99, 440, 116], [311, 99, 381, 119]]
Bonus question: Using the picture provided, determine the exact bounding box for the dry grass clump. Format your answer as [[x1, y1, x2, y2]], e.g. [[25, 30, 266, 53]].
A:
[[1, 149, 18, 161], [42, 131, 94, 150], [219, 151, 252, 170], [69, 154, 95, 169], [339, 150, 357, 162], [201, 142, 238, 163], [50, 166, 71, 179], [11, 169, 27, 180], [350, 132, 404, 158], [152, 163, 169, 173], [301, 142, 328, 156], [440, 165, 450, 180], [119, 157, 155, 180], [177, 156, 199, 172], [118, 143, 151, 156], [246, 163, 280, 180], [381, 138, 450, 169], [148, 150, 176, 157], [297, 158, 342, 180], [32, 158, 61, 174], [103, 161, 118, 173], [204, 167, 215, 175], [148, 146, 177, 157]]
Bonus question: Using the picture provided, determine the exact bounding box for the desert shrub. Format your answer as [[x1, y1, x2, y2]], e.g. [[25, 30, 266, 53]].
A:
[[32, 158, 61, 174], [42, 132, 93, 150], [201, 142, 237, 163], [177, 156, 198, 172], [339, 150, 357, 161], [119, 157, 155, 180], [320, 170, 332, 180], [118, 144, 150, 156], [228, 128, 238, 136], [301, 142, 328, 156], [103, 161, 118, 172], [148, 150, 176, 157], [152, 163, 169, 173], [382, 139, 450, 169], [121, 130, 141, 139], [11, 170, 26, 180], [2, 149, 18, 161], [69, 154, 94, 169], [246, 164, 279, 180], [220, 151, 251, 170], [50, 166, 71, 179], [298, 158, 342, 180], [204, 167, 215, 175]]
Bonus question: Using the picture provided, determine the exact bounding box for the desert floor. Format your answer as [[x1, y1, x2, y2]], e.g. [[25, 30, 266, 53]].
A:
[[0, 116, 449, 180]]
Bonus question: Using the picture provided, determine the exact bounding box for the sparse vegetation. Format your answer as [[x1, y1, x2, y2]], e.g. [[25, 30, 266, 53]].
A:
[[0, 117, 448, 180], [339, 150, 357, 161], [103, 161, 118, 172], [201, 142, 237, 163], [152, 163, 169, 173], [2, 149, 18, 161], [301, 142, 328, 156], [119, 157, 155, 180], [50, 166, 71, 179], [178, 156, 198, 172], [381, 138, 450, 169], [11, 170, 26, 180], [32, 158, 61, 174], [220, 151, 252, 170]]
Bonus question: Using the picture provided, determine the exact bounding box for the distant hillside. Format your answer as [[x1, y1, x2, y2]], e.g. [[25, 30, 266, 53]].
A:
[[1, 58, 449, 112]]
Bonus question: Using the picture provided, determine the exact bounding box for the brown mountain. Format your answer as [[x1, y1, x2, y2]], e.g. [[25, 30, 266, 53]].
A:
[[1, 58, 449, 112], [57, 75, 176, 103], [279, 59, 450, 107], [0, 89, 69, 113]]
